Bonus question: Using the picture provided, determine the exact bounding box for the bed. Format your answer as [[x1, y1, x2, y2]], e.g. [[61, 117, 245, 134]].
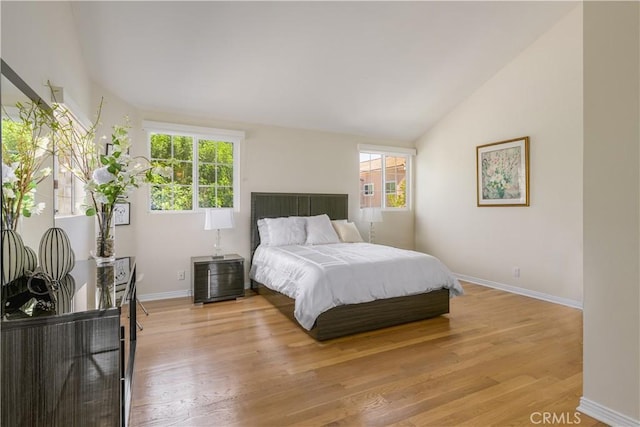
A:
[[249, 192, 463, 341]]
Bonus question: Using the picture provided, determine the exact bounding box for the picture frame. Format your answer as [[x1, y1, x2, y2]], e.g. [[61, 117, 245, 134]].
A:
[[114, 257, 131, 285], [476, 136, 530, 207], [113, 202, 130, 225]]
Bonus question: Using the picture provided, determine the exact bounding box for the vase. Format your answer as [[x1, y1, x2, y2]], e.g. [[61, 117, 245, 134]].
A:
[[55, 274, 75, 315], [2, 230, 25, 285], [94, 204, 116, 265], [39, 227, 74, 281], [23, 246, 38, 273], [96, 263, 115, 309], [2, 210, 15, 231]]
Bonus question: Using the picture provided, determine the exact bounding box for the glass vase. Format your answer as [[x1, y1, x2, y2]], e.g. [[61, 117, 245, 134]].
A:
[[94, 204, 116, 265], [96, 263, 115, 309]]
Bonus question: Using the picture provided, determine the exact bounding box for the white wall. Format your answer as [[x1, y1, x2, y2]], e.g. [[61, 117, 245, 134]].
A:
[[1, 1, 93, 116], [414, 5, 583, 305], [581, 2, 640, 424], [131, 111, 415, 297]]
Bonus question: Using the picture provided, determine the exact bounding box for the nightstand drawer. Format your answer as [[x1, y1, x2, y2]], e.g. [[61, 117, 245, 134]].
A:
[[191, 255, 244, 303]]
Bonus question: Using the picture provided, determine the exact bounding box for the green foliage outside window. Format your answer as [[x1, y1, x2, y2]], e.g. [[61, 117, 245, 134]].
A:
[[386, 179, 406, 208], [198, 140, 233, 208], [149, 133, 235, 211]]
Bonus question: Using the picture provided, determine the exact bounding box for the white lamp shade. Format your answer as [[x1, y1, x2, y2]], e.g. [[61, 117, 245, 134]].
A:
[[204, 209, 235, 230], [360, 207, 383, 223]]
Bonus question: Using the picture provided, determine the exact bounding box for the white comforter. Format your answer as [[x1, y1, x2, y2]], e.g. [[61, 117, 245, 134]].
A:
[[250, 243, 464, 330]]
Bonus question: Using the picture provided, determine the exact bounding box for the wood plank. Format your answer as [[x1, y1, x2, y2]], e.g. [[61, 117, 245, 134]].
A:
[[129, 283, 606, 426]]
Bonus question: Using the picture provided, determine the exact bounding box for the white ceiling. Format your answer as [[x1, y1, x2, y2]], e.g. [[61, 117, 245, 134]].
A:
[[70, 1, 577, 141]]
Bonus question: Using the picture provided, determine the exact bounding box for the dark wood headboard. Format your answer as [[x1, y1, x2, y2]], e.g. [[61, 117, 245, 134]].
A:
[[250, 192, 348, 260]]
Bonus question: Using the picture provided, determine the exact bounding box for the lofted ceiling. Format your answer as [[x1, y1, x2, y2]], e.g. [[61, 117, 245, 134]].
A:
[[70, 1, 577, 141]]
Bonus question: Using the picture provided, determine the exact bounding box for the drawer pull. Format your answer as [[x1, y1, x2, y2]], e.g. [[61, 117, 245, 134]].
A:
[[207, 269, 211, 299]]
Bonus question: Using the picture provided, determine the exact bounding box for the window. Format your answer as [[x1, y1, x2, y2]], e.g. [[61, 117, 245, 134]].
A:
[[1, 104, 79, 218], [359, 145, 415, 210], [54, 160, 76, 216], [50, 90, 96, 218], [385, 181, 396, 194], [144, 121, 243, 211]]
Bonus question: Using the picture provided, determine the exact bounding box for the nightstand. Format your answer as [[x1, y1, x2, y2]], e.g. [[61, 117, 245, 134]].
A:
[[191, 254, 245, 303]]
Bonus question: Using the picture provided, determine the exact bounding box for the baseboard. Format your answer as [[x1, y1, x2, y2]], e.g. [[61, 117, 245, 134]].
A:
[[138, 289, 191, 302], [578, 397, 640, 427], [138, 283, 251, 302], [455, 274, 583, 310]]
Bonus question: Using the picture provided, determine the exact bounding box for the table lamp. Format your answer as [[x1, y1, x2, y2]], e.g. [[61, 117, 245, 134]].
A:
[[360, 207, 383, 243], [204, 208, 235, 258]]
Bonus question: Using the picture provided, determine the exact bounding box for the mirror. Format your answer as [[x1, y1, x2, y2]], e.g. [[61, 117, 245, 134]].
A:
[[1, 60, 55, 250]]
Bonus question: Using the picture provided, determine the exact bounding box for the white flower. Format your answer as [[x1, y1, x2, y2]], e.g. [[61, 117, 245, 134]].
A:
[[33, 202, 46, 215], [84, 181, 97, 193], [92, 166, 116, 185], [40, 167, 52, 178], [3, 187, 16, 199], [2, 163, 17, 184], [94, 192, 109, 204]]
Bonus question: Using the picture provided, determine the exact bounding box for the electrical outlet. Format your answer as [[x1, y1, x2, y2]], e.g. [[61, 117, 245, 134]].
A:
[[178, 270, 185, 280], [513, 267, 520, 278]]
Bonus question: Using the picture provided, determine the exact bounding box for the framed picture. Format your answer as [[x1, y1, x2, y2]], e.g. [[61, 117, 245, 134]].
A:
[[114, 257, 131, 285], [114, 202, 130, 225], [477, 136, 530, 207]]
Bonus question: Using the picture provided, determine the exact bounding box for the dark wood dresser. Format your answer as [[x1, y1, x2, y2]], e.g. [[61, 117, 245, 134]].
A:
[[1, 257, 137, 427], [192, 254, 244, 303]]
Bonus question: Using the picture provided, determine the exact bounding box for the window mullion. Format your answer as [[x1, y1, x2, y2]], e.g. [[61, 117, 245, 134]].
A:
[[381, 155, 387, 209], [171, 136, 176, 210], [193, 135, 199, 210]]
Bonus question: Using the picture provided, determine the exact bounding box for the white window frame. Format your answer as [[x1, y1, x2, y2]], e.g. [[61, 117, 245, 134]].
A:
[[49, 93, 93, 219], [358, 144, 415, 211], [143, 121, 243, 212], [363, 183, 374, 196], [2, 105, 80, 218], [385, 181, 397, 194]]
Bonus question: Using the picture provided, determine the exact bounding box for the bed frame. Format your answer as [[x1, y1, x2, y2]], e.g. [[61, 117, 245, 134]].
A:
[[250, 192, 450, 341]]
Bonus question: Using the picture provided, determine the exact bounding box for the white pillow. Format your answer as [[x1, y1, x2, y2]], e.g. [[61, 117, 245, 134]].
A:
[[257, 218, 271, 245], [333, 221, 364, 243], [258, 216, 307, 246], [331, 219, 347, 231], [306, 214, 340, 245]]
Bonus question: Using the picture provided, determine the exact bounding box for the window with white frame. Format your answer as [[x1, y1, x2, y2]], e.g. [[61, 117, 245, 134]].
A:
[[50, 88, 95, 217], [144, 121, 243, 211], [385, 181, 396, 194], [359, 145, 414, 210]]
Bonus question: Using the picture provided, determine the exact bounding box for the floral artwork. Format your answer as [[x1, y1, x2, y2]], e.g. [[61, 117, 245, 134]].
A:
[[476, 137, 529, 206]]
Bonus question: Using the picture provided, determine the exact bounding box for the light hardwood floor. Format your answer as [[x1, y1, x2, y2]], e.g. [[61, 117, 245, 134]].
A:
[[130, 282, 605, 426]]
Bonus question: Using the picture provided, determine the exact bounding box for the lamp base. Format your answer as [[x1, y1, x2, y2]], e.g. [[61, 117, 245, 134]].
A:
[[211, 254, 225, 260]]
